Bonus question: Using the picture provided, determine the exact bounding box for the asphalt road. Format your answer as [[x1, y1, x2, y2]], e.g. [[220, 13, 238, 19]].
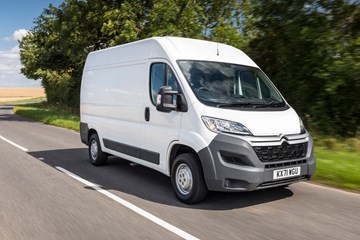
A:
[[0, 104, 359, 240]]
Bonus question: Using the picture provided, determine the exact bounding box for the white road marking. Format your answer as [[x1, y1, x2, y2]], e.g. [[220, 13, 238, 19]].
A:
[[55, 166, 199, 240], [0, 135, 28, 152]]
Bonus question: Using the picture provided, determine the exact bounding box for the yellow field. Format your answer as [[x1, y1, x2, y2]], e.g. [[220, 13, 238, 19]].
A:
[[0, 88, 46, 102]]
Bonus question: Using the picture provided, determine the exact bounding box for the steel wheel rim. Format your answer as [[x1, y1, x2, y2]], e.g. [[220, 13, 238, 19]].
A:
[[175, 163, 193, 195], [90, 140, 98, 160]]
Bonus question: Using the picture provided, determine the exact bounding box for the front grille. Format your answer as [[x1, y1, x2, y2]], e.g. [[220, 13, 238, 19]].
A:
[[253, 142, 307, 162], [265, 159, 307, 169]]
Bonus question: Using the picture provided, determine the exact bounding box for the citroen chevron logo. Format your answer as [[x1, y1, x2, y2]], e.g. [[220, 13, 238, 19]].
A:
[[279, 134, 289, 144]]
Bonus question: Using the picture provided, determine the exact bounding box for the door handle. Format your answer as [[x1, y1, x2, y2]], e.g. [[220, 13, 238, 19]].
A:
[[145, 107, 150, 122]]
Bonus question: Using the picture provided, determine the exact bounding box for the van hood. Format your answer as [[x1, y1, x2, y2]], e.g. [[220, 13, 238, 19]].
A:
[[203, 106, 301, 136]]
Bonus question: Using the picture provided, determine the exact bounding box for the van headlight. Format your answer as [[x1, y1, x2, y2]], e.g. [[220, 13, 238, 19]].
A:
[[300, 118, 306, 134], [202, 116, 252, 135]]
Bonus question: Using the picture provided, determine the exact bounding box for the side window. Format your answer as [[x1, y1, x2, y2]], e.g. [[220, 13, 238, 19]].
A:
[[150, 64, 166, 103], [150, 63, 179, 104]]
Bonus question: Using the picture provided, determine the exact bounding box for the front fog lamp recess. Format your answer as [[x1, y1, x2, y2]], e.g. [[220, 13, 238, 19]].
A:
[[201, 116, 252, 135]]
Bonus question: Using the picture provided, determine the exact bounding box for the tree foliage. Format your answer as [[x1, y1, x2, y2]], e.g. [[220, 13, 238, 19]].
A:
[[19, 0, 359, 136], [243, 0, 359, 136], [20, 0, 241, 108]]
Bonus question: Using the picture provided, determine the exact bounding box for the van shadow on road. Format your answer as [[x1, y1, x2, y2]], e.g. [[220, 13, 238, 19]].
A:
[[28, 148, 294, 210]]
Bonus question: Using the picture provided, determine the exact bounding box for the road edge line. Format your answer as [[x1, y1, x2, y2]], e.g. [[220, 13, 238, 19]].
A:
[[0, 135, 28, 152], [55, 166, 199, 240]]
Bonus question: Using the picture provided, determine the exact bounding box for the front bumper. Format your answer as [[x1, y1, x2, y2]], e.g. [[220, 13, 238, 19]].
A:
[[198, 133, 316, 192]]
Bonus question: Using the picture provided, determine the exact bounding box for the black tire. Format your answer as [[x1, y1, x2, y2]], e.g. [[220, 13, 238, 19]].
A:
[[88, 133, 108, 166], [171, 153, 208, 204]]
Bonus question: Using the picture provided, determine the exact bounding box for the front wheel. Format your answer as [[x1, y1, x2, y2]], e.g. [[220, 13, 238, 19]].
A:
[[171, 153, 208, 204], [88, 133, 108, 166]]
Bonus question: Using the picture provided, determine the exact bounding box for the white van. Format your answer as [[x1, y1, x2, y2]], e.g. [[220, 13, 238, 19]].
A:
[[80, 37, 316, 203]]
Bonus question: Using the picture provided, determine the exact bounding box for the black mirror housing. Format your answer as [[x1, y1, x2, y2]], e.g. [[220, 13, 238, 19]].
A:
[[156, 86, 188, 113], [156, 86, 177, 112]]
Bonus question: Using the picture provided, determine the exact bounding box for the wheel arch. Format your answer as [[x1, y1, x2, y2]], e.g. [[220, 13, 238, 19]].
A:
[[169, 144, 198, 174], [80, 121, 99, 146], [168, 143, 216, 188], [88, 128, 97, 142]]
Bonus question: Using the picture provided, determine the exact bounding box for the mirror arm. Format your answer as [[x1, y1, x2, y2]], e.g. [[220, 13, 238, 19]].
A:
[[176, 93, 188, 112]]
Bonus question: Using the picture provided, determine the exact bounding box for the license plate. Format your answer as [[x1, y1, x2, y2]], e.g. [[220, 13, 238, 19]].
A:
[[273, 167, 301, 180]]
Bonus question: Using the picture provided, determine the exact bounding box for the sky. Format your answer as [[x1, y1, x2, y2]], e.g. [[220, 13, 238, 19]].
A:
[[0, 0, 63, 88]]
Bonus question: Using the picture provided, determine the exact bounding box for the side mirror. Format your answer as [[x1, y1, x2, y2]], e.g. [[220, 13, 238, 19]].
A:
[[156, 86, 178, 112], [156, 86, 188, 113]]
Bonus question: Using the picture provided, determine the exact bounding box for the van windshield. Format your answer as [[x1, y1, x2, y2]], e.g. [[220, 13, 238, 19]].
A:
[[177, 60, 287, 110]]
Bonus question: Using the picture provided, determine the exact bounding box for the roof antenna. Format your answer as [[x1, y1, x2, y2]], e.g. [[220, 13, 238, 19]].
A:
[[217, 43, 219, 56]]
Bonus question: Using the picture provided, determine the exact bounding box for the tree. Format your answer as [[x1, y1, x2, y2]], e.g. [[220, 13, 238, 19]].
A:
[[20, 0, 358, 136], [244, 0, 359, 136], [20, 0, 241, 108], [20, 0, 111, 107]]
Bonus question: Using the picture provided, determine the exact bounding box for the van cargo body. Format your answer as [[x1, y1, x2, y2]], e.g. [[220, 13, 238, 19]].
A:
[[80, 37, 316, 203]]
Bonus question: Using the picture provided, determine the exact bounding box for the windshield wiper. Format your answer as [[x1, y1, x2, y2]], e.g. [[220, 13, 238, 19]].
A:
[[217, 102, 251, 108], [252, 100, 277, 109]]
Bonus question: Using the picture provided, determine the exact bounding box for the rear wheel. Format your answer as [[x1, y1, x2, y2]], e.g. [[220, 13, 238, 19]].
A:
[[88, 133, 108, 166], [171, 153, 208, 204]]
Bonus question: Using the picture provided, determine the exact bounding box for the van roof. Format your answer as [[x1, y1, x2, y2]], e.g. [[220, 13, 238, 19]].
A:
[[84, 37, 258, 69]]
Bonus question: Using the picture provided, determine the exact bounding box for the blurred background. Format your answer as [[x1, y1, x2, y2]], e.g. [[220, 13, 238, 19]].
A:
[[18, 0, 360, 137], [1, 0, 359, 191]]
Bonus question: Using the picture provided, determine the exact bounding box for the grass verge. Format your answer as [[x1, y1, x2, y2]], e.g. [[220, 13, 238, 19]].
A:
[[313, 147, 360, 192], [13, 102, 80, 132], [12, 102, 360, 192]]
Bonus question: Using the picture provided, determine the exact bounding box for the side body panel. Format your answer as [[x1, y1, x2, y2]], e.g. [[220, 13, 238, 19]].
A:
[[81, 61, 146, 147]]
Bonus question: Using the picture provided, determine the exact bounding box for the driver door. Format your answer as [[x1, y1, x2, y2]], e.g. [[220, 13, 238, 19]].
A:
[[141, 60, 183, 173]]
